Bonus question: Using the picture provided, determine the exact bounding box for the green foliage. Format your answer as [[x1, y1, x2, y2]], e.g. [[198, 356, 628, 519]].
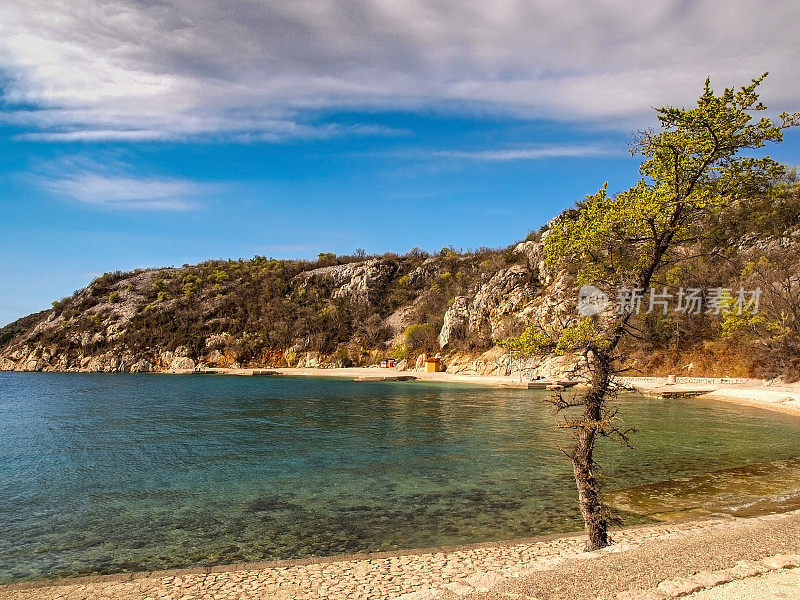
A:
[[209, 269, 229, 285], [317, 252, 337, 266], [391, 344, 408, 360], [546, 75, 799, 288], [182, 274, 201, 298], [554, 319, 606, 355], [439, 246, 458, 258], [498, 321, 554, 356], [108, 291, 121, 304], [721, 308, 781, 339], [499, 319, 606, 357], [283, 348, 298, 367], [51, 297, 69, 311]]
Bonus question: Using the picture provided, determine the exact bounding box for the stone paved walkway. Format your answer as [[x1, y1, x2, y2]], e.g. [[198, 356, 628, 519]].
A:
[[685, 569, 800, 600], [3, 511, 800, 600]]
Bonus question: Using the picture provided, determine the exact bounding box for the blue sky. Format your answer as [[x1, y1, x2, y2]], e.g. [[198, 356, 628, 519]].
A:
[[1, 1, 799, 326]]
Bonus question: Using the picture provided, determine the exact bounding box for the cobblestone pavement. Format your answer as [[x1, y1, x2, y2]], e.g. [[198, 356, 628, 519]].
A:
[[684, 568, 800, 600], [3, 511, 799, 600]]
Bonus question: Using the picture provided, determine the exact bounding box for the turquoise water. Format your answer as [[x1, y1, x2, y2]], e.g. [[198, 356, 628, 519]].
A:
[[2, 373, 800, 583]]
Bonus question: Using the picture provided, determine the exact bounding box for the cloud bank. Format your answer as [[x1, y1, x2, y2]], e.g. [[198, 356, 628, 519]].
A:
[[0, 0, 798, 141]]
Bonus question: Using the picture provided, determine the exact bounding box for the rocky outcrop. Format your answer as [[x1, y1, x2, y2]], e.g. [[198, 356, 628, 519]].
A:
[[438, 263, 538, 349], [512, 240, 545, 277], [0, 344, 165, 373], [384, 305, 416, 337], [444, 346, 512, 376], [442, 347, 587, 379], [468, 265, 534, 332], [299, 259, 399, 305], [407, 258, 444, 288], [438, 296, 471, 349]]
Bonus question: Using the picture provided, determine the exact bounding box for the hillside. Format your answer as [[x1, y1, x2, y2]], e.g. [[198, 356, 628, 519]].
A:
[[2, 182, 800, 379], [0, 243, 546, 374]]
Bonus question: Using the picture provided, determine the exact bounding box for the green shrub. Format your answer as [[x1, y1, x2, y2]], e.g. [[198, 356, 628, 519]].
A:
[[182, 274, 201, 297], [391, 344, 408, 360], [404, 323, 438, 353]]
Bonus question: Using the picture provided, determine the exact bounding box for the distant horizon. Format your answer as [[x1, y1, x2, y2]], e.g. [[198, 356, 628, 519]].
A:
[[2, 0, 799, 326]]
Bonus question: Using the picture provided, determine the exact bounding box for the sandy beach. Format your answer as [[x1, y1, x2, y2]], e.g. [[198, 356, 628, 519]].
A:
[[201, 366, 800, 417], [617, 376, 800, 417], [203, 366, 526, 387]]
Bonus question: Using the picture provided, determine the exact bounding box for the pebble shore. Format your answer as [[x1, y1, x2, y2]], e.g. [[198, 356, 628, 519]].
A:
[[4, 510, 800, 600]]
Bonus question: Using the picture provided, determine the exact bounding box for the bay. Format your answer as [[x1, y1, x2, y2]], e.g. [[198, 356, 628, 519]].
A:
[[2, 372, 800, 583]]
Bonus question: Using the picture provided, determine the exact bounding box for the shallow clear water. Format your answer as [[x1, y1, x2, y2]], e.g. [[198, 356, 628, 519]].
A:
[[2, 372, 800, 583]]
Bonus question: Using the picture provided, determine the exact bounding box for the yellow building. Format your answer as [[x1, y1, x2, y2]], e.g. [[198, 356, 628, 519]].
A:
[[425, 358, 444, 372]]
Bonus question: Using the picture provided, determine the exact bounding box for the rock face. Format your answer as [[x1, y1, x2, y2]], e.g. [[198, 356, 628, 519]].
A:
[[468, 265, 534, 333], [299, 259, 399, 305], [407, 258, 444, 288], [438, 297, 471, 349], [438, 262, 538, 350], [444, 346, 512, 376]]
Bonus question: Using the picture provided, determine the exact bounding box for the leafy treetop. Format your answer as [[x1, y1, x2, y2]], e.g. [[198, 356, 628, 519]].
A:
[[545, 74, 800, 290]]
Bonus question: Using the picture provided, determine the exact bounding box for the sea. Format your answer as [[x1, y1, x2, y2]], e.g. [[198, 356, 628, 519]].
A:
[[2, 372, 800, 583]]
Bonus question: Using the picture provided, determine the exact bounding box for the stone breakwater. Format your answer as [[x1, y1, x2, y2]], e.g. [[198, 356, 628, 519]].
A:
[[4, 510, 800, 600]]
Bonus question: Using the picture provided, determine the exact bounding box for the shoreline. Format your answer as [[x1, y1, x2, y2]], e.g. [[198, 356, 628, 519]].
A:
[[198, 365, 534, 387], [620, 376, 800, 417], [193, 367, 800, 417], [0, 527, 578, 592], [8, 366, 800, 416], [4, 510, 800, 599]]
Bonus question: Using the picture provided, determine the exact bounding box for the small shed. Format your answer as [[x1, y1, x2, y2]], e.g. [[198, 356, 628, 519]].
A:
[[425, 357, 444, 372]]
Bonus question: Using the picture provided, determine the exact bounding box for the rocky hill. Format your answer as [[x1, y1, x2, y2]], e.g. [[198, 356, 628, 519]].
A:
[[0, 241, 571, 375], [3, 182, 800, 380]]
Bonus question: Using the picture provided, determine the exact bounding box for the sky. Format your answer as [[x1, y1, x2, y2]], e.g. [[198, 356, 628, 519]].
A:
[[1, 1, 799, 326]]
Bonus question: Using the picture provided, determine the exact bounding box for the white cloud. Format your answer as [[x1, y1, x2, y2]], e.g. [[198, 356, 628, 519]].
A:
[[20, 130, 172, 142], [35, 159, 210, 210], [433, 144, 614, 161], [0, 0, 798, 140]]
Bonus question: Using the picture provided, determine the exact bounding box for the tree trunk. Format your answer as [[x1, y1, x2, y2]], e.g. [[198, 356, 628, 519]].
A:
[[572, 423, 608, 550], [572, 349, 611, 550]]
